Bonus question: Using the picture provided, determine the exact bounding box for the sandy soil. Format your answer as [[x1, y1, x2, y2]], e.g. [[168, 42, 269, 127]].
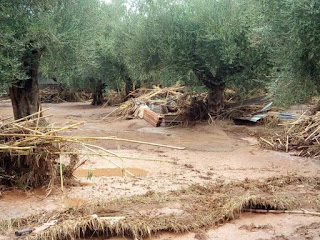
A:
[[1, 101, 320, 240]]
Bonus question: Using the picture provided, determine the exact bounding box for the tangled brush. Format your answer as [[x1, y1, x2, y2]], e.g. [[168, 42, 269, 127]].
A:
[[259, 113, 320, 158], [0, 109, 80, 190]]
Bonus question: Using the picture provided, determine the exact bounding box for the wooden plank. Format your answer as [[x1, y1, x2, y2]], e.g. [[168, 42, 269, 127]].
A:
[[143, 108, 163, 127]]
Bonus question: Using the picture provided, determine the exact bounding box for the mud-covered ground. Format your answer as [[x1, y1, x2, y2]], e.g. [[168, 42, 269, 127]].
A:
[[0, 101, 320, 240]]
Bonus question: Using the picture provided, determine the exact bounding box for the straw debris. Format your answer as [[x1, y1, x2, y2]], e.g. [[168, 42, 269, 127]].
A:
[[259, 114, 320, 158], [1, 174, 318, 239], [40, 88, 92, 103], [0, 110, 81, 190]]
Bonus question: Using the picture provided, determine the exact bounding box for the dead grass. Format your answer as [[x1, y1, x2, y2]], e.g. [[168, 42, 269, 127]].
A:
[[1, 174, 319, 239]]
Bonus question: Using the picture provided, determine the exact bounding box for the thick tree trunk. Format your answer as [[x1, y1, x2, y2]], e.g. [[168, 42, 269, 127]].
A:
[[9, 49, 42, 120], [91, 82, 104, 106], [193, 68, 225, 113], [207, 83, 225, 113]]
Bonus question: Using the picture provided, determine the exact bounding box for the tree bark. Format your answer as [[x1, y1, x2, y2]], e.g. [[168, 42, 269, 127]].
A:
[[91, 82, 104, 106], [207, 83, 225, 113], [193, 68, 225, 113], [124, 76, 133, 101], [9, 48, 42, 120]]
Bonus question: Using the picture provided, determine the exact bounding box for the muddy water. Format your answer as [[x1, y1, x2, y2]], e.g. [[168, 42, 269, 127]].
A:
[[73, 168, 148, 178]]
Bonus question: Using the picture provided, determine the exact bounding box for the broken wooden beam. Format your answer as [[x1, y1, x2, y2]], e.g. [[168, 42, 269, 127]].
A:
[[143, 108, 163, 127]]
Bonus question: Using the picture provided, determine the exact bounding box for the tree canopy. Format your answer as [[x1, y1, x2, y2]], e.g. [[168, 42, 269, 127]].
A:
[[1, 0, 320, 118]]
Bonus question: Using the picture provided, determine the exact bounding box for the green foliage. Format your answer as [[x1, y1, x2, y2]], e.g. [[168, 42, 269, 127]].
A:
[[2, 0, 320, 107], [0, 0, 63, 85], [112, 0, 270, 93], [262, 0, 320, 106], [39, 0, 131, 94]]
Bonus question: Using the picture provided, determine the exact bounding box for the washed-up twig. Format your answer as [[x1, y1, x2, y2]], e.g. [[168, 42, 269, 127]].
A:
[[102, 108, 119, 119], [260, 137, 274, 147], [243, 208, 320, 216], [58, 143, 64, 192]]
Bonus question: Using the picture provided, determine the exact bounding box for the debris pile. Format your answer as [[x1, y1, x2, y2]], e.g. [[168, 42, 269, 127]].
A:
[[40, 88, 92, 103], [259, 113, 320, 158], [0, 110, 80, 190], [105, 85, 208, 126], [217, 96, 274, 123]]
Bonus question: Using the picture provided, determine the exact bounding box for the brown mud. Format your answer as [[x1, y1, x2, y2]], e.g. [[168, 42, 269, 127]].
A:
[[73, 168, 148, 178], [0, 101, 320, 239]]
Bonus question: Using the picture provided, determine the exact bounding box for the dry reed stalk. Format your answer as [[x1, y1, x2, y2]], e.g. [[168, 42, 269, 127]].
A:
[[0, 134, 185, 150], [81, 143, 135, 177], [260, 114, 320, 158], [260, 137, 274, 147], [1, 108, 49, 126], [0, 109, 184, 190]]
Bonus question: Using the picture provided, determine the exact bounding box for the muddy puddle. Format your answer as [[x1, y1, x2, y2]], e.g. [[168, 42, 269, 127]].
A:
[[73, 168, 148, 178]]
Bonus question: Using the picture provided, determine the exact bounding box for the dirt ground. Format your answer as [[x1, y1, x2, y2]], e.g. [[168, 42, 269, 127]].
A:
[[1, 101, 320, 240]]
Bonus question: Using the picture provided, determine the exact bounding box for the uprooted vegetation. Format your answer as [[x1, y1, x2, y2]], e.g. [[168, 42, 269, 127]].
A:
[[1, 174, 319, 240], [40, 88, 92, 103], [0, 110, 78, 190], [259, 113, 320, 159]]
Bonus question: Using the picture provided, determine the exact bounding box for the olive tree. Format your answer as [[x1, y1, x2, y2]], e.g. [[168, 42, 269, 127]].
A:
[[262, 0, 320, 105], [40, 0, 131, 105], [0, 0, 110, 117], [115, 0, 269, 112], [0, 1, 61, 119]]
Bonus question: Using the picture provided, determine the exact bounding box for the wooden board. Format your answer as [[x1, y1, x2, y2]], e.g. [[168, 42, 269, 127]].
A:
[[143, 108, 163, 127]]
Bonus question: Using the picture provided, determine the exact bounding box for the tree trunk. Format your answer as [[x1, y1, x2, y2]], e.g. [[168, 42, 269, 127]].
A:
[[91, 82, 104, 106], [124, 76, 133, 101], [193, 68, 225, 113], [207, 83, 225, 113], [9, 49, 42, 120]]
